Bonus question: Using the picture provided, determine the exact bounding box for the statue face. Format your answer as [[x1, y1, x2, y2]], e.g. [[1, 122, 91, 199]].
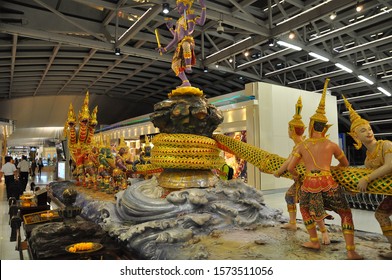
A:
[[354, 123, 375, 144]]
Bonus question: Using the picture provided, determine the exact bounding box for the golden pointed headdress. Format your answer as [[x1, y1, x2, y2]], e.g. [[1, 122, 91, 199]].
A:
[[98, 133, 105, 149], [289, 96, 305, 128], [78, 91, 90, 121], [117, 136, 129, 152], [309, 78, 332, 136], [176, 0, 194, 7], [89, 106, 98, 127], [67, 103, 76, 124], [342, 95, 369, 150]]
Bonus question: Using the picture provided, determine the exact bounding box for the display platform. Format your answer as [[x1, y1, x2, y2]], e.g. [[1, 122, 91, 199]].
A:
[[48, 180, 390, 260]]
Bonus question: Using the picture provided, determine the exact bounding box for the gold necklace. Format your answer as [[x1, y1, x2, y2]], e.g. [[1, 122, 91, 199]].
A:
[[366, 140, 382, 161], [307, 137, 326, 144]]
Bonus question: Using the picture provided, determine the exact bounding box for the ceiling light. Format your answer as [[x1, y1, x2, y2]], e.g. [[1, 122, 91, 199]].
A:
[[162, 3, 170, 14], [377, 87, 392, 97], [114, 48, 121, 56], [244, 50, 249, 57], [217, 20, 224, 34], [335, 63, 353, 73], [329, 12, 337, 20], [215, 63, 219, 68], [268, 38, 276, 47], [229, 57, 233, 63], [356, 2, 364, 12], [203, 67, 208, 73], [288, 31, 295, 39], [308, 52, 329, 62], [276, 40, 302, 51], [358, 75, 374, 85]]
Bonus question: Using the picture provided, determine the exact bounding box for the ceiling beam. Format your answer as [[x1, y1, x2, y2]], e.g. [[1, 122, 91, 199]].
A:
[[116, 4, 160, 48], [57, 48, 97, 95], [0, 23, 171, 62], [8, 34, 17, 99], [33, 44, 61, 96], [33, 0, 105, 41]]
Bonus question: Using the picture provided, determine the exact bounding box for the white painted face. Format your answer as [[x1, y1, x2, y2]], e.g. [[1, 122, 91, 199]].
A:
[[354, 123, 375, 144]]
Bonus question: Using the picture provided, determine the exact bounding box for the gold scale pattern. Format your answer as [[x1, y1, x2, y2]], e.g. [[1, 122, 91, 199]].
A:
[[151, 133, 225, 170], [213, 134, 392, 196]]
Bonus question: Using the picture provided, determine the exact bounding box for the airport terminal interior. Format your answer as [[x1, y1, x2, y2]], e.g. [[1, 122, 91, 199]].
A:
[[0, 0, 392, 262]]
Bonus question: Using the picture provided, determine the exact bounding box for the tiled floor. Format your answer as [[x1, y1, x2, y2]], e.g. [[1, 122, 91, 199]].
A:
[[0, 173, 384, 260], [1, 170, 55, 260]]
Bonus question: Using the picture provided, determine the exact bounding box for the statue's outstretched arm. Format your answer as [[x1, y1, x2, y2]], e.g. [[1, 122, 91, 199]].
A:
[[195, 0, 206, 26]]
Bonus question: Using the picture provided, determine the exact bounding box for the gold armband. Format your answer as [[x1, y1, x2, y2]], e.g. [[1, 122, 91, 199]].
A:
[[292, 152, 301, 158], [384, 148, 392, 155], [310, 237, 319, 242], [346, 245, 356, 251], [336, 152, 345, 160], [202, 7, 206, 10]]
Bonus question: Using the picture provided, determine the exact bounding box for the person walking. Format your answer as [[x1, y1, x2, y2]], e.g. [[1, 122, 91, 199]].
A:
[[37, 158, 43, 177], [17, 155, 30, 193], [30, 159, 37, 177], [0, 156, 19, 200]]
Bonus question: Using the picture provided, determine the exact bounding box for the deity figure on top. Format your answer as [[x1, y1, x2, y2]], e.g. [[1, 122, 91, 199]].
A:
[[343, 96, 392, 259], [157, 0, 206, 88]]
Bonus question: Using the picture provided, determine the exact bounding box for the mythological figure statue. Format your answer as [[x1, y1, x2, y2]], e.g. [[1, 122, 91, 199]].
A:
[[157, 0, 206, 88], [274, 97, 330, 244], [63, 92, 98, 187], [113, 136, 132, 190], [343, 96, 392, 259], [287, 80, 363, 260]]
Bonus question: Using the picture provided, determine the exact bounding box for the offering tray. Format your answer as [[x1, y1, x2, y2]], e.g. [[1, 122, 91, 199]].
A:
[[23, 209, 61, 225], [65, 242, 103, 254], [20, 194, 35, 200]]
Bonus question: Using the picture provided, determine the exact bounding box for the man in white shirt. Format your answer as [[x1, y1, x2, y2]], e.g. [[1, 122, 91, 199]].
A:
[[17, 155, 30, 193], [0, 156, 18, 200]]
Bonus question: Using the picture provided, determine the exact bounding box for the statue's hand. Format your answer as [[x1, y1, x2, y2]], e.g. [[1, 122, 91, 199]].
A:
[[199, 0, 206, 8], [358, 178, 368, 193], [166, 21, 174, 30], [156, 47, 167, 54]]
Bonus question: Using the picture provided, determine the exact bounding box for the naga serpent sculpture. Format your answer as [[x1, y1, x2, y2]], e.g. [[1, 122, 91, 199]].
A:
[[147, 86, 392, 196], [212, 133, 392, 196]]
